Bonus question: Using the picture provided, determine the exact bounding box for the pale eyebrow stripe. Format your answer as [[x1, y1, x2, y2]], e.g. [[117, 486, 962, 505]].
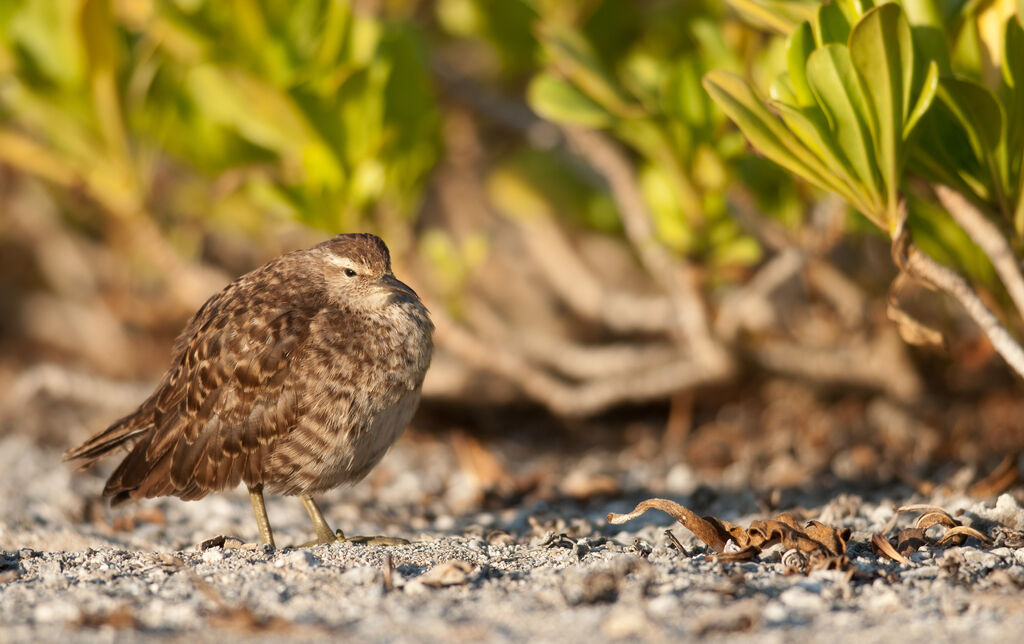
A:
[[327, 255, 358, 270]]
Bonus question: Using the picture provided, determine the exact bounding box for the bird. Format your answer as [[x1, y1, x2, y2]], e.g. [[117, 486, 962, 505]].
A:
[[64, 233, 433, 548]]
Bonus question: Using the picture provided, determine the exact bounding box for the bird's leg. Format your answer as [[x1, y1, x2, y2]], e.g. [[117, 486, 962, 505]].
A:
[[300, 495, 341, 545], [297, 495, 410, 547], [247, 484, 276, 548]]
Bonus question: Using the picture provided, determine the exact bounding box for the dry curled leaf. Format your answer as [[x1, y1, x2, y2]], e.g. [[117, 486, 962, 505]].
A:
[[896, 528, 927, 556], [936, 526, 993, 547], [887, 300, 945, 347], [714, 546, 759, 563], [895, 504, 951, 516], [915, 511, 957, 531], [607, 498, 850, 572], [887, 274, 946, 348], [872, 533, 910, 565], [607, 498, 729, 553]]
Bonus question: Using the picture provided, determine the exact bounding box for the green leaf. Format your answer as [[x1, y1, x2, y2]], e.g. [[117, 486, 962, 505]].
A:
[[527, 73, 612, 128], [187, 65, 318, 155], [849, 3, 914, 207], [937, 76, 1003, 165], [703, 70, 859, 206], [537, 23, 642, 119], [911, 105, 991, 203], [904, 60, 939, 139], [786, 21, 815, 106], [724, 0, 819, 34], [813, 3, 851, 46], [770, 99, 861, 197], [80, 0, 128, 164], [901, 0, 951, 73], [806, 44, 881, 212], [835, 0, 873, 25]]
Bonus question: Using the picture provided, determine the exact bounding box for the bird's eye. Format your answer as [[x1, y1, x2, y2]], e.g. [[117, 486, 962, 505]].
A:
[[344, 268, 357, 278]]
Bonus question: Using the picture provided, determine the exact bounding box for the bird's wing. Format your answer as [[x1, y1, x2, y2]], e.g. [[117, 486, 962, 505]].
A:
[[103, 301, 318, 503]]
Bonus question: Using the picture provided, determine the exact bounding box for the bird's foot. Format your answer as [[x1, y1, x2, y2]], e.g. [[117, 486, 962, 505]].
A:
[[294, 529, 409, 548], [336, 527, 409, 546], [337, 532, 410, 546]]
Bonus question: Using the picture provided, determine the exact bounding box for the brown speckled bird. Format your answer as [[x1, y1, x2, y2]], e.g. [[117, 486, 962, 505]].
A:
[[64, 233, 433, 547]]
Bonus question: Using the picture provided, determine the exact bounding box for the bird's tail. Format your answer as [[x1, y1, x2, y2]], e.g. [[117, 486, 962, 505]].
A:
[[63, 410, 153, 471]]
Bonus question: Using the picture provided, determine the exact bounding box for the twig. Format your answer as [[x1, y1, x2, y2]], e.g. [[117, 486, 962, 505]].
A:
[[894, 233, 1024, 380], [431, 305, 723, 416], [560, 127, 731, 374], [513, 214, 676, 333], [467, 301, 679, 379], [805, 260, 867, 328], [933, 184, 1024, 319], [716, 248, 804, 341], [750, 329, 922, 401]]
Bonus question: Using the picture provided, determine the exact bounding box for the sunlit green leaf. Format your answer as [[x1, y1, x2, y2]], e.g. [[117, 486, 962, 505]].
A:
[[537, 22, 642, 119], [849, 3, 914, 208], [725, 0, 818, 34], [905, 60, 939, 139], [703, 70, 858, 204], [806, 44, 881, 212], [813, 3, 851, 46], [527, 72, 612, 127], [786, 21, 815, 106]]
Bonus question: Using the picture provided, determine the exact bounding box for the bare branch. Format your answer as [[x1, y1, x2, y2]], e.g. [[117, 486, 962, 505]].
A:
[[751, 329, 923, 402], [430, 305, 724, 417], [805, 260, 867, 328], [716, 248, 804, 341], [933, 184, 1024, 319], [466, 301, 680, 379], [513, 215, 676, 333], [898, 239, 1024, 379], [560, 127, 731, 372]]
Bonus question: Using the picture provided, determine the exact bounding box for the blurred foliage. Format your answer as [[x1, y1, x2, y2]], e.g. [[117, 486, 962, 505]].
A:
[[706, 0, 1023, 286], [440, 0, 818, 273], [2, 0, 1019, 294], [0, 0, 439, 242]]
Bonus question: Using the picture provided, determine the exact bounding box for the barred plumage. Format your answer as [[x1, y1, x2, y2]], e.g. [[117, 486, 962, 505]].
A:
[[65, 233, 433, 547]]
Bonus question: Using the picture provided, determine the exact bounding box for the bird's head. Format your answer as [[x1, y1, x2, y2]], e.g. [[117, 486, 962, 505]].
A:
[[317, 233, 419, 308]]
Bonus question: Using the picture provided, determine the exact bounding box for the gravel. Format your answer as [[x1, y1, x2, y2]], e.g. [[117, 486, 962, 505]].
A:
[[3, 431, 1024, 643]]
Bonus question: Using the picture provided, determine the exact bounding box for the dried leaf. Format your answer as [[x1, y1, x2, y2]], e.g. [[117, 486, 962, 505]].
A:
[[895, 504, 951, 515], [607, 499, 850, 572], [872, 533, 910, 564], [968, 454, 1021, 498], [887, 274, 945, 347], [915, 511, 958, 531], [802, 521, 850, 557], [607, 499, 730, 552], [896, 527, 927, 555], [714, 546, 760, 562], [936, 526, 992, 546], [886, 300, 945, 347]]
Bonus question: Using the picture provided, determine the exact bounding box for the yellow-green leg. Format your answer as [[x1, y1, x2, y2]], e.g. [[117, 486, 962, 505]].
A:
[[247, 484, 276, 548], [301, 495, 340, 545], [297, 495, 409, 547]]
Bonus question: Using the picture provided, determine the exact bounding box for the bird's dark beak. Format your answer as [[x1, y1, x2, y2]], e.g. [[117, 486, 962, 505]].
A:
[[376, 273, 418, 299]]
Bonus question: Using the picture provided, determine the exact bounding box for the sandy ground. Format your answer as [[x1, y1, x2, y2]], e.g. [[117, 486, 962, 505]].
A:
[[3, 421, 1024, 644]]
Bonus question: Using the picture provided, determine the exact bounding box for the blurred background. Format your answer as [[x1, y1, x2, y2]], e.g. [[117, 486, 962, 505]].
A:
[[1, 0, 1023, 512]]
